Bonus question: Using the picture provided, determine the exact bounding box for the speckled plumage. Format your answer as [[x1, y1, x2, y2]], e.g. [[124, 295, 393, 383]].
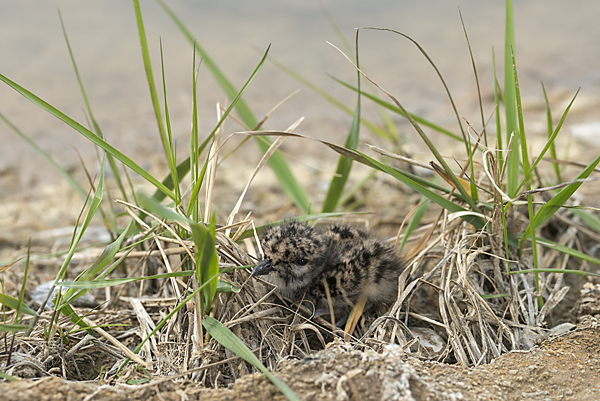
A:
[[252, 221, 403, 320]]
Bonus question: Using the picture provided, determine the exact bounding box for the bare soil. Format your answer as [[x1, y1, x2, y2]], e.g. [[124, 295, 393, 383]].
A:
[[1, 323, 599, 400]]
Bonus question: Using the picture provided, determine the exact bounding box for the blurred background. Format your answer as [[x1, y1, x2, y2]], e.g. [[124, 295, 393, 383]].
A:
[[1, 0, 599, 237]]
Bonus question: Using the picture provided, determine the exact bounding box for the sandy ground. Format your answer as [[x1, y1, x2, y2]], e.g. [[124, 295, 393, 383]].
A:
[[1, 323, 599, 400]]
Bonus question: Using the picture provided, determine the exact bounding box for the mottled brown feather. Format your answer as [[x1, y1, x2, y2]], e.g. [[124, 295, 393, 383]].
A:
[[253, 221, 403, 321]]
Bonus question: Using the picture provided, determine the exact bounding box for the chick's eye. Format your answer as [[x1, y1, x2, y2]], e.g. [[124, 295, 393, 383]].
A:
[[296, 257, 308, 266]]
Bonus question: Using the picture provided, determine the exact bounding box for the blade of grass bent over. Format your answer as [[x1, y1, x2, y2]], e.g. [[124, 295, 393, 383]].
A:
[[203, 316, 300, 401], [322, 31, 362, 213], [0, 73, 176, 201]]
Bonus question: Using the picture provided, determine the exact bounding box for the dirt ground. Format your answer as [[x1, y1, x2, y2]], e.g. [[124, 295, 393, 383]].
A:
[[1, 322, 599, 400]]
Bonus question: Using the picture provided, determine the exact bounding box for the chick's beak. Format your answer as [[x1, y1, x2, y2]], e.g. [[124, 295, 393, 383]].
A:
[[252, 258, 273, 276]]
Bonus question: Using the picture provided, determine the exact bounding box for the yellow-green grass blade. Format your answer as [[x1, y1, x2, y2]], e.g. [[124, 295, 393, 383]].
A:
[[509, 268, 598, 277], [0, 73, 176, 201], [156, 0, 310, 213], [0, 324, 30, 333], [0, 294, 38, 317], [203, 316, 300, 401]]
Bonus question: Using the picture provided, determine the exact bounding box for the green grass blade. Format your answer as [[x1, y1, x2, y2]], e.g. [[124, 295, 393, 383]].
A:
[[460, 9, 486, 146], [504, 0, 520, 197], [267, 55, 389, 139], [59, 270, 194, 289], [492, 49, 503, 165], [572, 208, 600, 233], [525, 88, 578, 180], [0, 73, 176, 201], [0, 294, 38, 316], [0, 324, 30, 333], [56, 220, 136, 308], [120, 268, 224, 371], [509, 268, 598, 277], [339, 29, 478, 212], [152, 156, 191, 202], [536, 238, 600, 267], [203, 316, 299, 401], [360, 27, 468, 146], [0, 372, 19, 381], [51, 156, 109, 334], [132, 0, 172, 172], [155, 0, 310, 213], [190, 214, 219, 313], [322, 33, 362, 213], [216, 280, 241, 293], [138, 193, 218, 312], [59, 11, 130, 205], [155, 0, 255, 125], [511, 47, 542, 305]]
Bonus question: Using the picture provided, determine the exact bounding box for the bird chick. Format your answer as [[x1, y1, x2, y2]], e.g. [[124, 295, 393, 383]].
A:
[[252, 221, 402, 321]]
